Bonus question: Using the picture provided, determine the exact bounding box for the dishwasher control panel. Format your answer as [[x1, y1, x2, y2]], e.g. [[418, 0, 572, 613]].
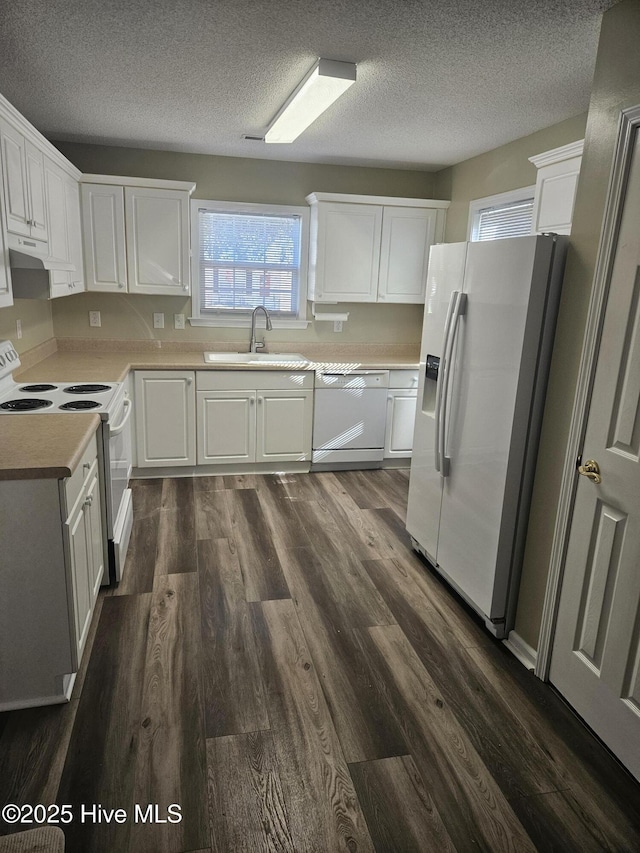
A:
[[315, 370, 389, 389]]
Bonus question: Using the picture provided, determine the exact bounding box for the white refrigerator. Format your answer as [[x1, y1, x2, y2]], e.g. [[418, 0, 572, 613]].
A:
[[406, 235, 566, 637]]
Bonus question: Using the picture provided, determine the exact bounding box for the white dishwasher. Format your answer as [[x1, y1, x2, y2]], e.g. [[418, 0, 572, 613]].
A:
[[312, 370, 390, 469]]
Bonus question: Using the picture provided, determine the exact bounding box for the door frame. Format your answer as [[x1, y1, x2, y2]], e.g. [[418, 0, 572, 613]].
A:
[[536, 104, 640, 679]]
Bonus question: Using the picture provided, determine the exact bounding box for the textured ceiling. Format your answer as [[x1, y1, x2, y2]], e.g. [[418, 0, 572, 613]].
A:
[[0, 0, 614, 170]]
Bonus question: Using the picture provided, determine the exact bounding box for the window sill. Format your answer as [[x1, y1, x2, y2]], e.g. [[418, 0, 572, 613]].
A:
[[189, 316, 311, 329]]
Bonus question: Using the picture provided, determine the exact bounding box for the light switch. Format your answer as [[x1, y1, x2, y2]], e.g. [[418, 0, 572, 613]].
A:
[[153, 312, 165, 329], [174, 313, 185, 330]]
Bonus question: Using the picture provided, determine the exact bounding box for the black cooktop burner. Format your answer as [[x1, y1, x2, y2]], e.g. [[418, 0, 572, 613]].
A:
[[59, 400, 101, 410], [20, 384, 57, 392], [1, 398, 52, 411], [63, 384, 111, 394]]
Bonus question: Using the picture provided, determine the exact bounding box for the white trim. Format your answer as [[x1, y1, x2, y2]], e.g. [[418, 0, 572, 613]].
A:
[[190, 198, 310, 327], [503, 631, 537, 671], [536, 105, 640, 680], [306, 192, 450, 209], [467, 185, 536, 240], [81, 174, 196, 193], [529, 140, 585, 170]]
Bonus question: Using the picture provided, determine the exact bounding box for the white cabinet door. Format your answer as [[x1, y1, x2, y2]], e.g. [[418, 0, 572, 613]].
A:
[[384, 389, 417, 458], [85, 469, 105, 598], [135, 371, 196, 467], [378, 207, 441, 303], [0, 196, 11, 308], [0, 118, 30, 237], [197, 389, 256, 464], [65, 494, 93, 667], [25, 140, 47, 242], [64, 176, 85, 292], [256, 389, 313, 463], [125, 187, 190, 295], [44, 158, 71, 297], [532, 155, 582, 235], [82, 183, 127, 292], [313, 202, 382, 301]]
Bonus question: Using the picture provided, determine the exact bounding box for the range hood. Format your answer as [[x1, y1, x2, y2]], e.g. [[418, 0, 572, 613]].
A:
[[9, 247, 75, 272]]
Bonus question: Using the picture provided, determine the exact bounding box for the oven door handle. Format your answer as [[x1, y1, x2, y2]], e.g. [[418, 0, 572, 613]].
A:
[[109, 397, 132, 435]]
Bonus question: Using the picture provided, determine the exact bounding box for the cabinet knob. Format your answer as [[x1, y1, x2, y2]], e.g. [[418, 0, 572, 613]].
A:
[[250, 398, 255, 406], [187, 377, 193, 385], [83, 462, 91, 471], [258, 397, 263, 404], [118, 282, 125, 289]]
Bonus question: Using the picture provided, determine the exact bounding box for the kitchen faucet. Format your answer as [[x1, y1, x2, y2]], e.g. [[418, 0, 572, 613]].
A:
[[249, 305, 272, 353]]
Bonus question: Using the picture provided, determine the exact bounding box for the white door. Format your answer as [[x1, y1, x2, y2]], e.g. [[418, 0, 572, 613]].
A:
[[0, 195, 11, 308], [315, 202, 382, 301], [65, 497, 92, 668], [64, 176, 85, 292], [196, 389, 256, 464], [550, 133, 640, 782], [135, 371, 196, 467], [384, 390, 417, 457], [44, 158, 71, 297], [25, 141, 47, 242], [85, 469, 104, 600], [0, 119, 30, 237], [82, 183, 127, 292], [257, 389, 313, 462], [125, 187, 190, 295], [378, 206, 441, 303]]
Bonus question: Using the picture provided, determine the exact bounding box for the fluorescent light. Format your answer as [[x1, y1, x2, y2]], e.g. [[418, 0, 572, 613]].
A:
[[265, 58, 356, 144]]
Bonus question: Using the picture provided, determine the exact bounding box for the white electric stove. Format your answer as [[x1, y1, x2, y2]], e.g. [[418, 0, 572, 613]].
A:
[[0, 340, 134, 584]]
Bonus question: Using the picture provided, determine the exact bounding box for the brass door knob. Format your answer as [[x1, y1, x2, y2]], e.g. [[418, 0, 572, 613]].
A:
[[578, 459, 602, 484]]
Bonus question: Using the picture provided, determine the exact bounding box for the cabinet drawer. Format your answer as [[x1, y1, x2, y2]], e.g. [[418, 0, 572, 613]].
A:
[[64, 432, 98, 517], [197, 370, 313, 391], [389, 369, 419, 388]]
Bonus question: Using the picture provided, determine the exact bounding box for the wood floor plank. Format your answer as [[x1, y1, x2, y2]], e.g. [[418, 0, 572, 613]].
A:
[[290, 500, 395, 628], [56, 593, 152, 853], [160, 476, 195, 511], [251, 598, 375, 853], [131, 574, 209, 853], [362, 557, 563, 799], [466, 643, 640, 846], [279, 546, 407, 762], [223, 474, 261, 490], [356, 624, 537, 852], [198, 538, 270, 737], [0, 701, 78, 835], [255, 481, 311, 553], [207, 731, 294, 853], [225, 489, 290, 602], [349, 755, 456, 852], [333, 469, 403, 513], [155, 507, 197, 575], [193, 475, 226, 491], [194, 488, 232, 540]]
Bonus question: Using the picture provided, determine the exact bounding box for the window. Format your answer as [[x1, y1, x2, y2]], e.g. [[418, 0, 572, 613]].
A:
[[468, 186, 535, 242], [190, 200, 309, 327]]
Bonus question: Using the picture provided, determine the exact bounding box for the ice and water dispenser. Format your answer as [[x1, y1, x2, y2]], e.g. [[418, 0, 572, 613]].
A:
[[422, 354, 439, 414]]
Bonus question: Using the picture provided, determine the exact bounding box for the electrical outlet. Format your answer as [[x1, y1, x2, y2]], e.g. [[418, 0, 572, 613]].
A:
[[174, 313, 185, 330], [16, 319, 22, 339], [89, 311, 101, 327], [153, 312, 165, 329], [333, 320, 343, 333]]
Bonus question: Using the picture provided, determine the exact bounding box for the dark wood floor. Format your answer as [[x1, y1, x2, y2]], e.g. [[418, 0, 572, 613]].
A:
[[2, 469, 640, 852]]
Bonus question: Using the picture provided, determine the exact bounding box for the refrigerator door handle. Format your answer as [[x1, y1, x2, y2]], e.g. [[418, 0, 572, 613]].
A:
[[440, 291, 467, 477], [434, 291, 458, 472]]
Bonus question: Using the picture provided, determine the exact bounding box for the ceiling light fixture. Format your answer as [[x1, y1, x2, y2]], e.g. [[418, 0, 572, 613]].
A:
[[265, 58, 357, 144]]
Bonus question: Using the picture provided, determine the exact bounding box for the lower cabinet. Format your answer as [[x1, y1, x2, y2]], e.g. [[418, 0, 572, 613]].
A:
[[135, 370, 196, 467], [196, 371, 314, 466], [384, 370, 419, 460], [0, 432, 103, 710]]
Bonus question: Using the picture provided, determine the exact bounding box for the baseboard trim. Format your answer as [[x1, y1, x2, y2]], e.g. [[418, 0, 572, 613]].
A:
[[503, 631, 537, 672]]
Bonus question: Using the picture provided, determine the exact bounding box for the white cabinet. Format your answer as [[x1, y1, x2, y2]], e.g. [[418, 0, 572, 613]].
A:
[[43, 158, 85, 298], [529, 140, 584, 236], [196, 371, 314, 467], [307, 193, 448, 303], [384, 370, 418, 460], [135, 370, 196, 467], [0, 432, 103, 710], [82, 176, 195, 295], [0, 192, 10, 308], [0, 118, 48, 244]]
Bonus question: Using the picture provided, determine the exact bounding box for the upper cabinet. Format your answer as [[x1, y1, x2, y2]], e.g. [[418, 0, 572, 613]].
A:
[[43, 157, 85, 298], [0, 119, 48, 245], [82, 176, 195, 296], [306, 193, 449, 303], [529, 140, 584, 236]]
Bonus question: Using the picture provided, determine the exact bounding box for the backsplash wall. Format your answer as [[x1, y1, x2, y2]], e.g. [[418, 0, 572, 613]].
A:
[[0, 299, 54, 354]]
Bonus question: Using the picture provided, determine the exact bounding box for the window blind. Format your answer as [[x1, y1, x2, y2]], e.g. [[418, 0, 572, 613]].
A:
[[198, 209, 302, 315], [473, 199, 534, 241]]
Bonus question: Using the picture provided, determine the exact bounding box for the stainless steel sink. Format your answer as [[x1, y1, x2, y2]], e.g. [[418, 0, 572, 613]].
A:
[[204, 352, 308, 364]]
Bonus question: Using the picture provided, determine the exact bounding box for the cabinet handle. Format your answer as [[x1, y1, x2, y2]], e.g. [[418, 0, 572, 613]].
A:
[[83, 461, 91, 471], [388, 395, 392, 401], [118, 282, 125, 289], [258, 396, 263, 404], [250, 398, 255, 406], [187, 378, 193, 385], [84, 494, 93, 508]]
